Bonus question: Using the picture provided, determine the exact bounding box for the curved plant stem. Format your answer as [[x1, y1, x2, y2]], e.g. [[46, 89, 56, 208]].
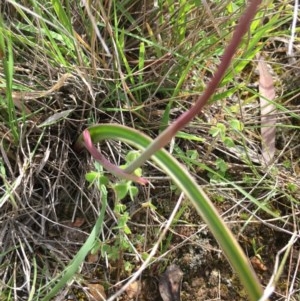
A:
[[124, 0, 262, 174], [82, 129, 148, 184], [75, 124, 264, 301]]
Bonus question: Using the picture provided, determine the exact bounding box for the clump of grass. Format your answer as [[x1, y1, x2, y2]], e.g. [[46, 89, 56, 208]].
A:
[[0, 1, 299, 301]]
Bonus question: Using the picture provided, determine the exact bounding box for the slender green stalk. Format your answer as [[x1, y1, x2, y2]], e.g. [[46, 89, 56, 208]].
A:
[[75, 124, 263, 301]]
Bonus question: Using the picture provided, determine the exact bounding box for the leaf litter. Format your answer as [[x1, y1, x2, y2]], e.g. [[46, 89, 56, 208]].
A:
[[257, 55, 277, 165]]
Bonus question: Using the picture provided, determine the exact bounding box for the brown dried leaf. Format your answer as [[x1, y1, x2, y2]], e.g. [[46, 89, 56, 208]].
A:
[[87, 252, 99, 263], [258, 56, 277, 165], [38, 109, 74, 128], [250, 256, 268, 272], [125, 281, 141, 299], [159, 264, 183, 301], [64, 217, 85, 228], [87, 283, 106, 301], [70, 217, 86, 228]]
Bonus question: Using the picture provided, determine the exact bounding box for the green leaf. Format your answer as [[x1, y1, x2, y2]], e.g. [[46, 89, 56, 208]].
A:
[[114, 203, 127, 214], [223, 137, 235, 148], [85, 171, 99, 183], [125, 150, 141, 163], [85, 171, 108, 186], [186, 150, 199, 160], [133, 167, 142, 177], [209, 123, 226, 138], [123, 224, 131, 235], [113, 183, 129, 201], [229, 119, 244, 131], [129, 186, 138, 200], [124, 261, 134, 273], [176, 131, 205, 142], [215, 158, 228, 174]]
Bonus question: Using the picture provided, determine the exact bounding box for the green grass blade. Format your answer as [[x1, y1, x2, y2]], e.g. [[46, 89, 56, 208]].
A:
[[51, 0, 73, 33], [27, 1, 67, 65], [138, 42, 145, 85], [0, 17, 18, 141], [75, 124, 263, 301], [28, 257, 37, 301], [40, 198, 107, 301]]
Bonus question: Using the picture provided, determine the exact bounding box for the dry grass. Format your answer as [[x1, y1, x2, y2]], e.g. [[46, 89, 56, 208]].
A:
[[0, 1, 299, 300]]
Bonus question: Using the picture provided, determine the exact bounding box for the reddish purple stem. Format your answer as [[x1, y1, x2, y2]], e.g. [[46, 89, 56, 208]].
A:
[[124, 0, 262, 174], [83, 129, 148, 185]]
